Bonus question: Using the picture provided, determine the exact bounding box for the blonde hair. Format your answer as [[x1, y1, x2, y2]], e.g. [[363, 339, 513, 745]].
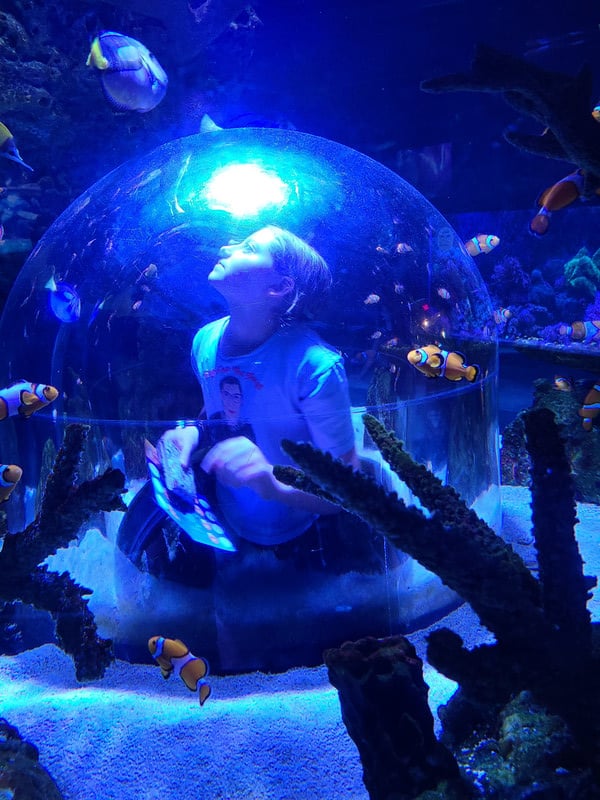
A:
[[262, 225, 332, 320]]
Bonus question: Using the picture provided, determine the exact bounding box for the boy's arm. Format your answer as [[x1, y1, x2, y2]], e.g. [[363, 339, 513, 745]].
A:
[[200, 436, 349, 514]]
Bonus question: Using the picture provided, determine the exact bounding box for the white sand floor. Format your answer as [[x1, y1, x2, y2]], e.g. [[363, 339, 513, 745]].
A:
[[0, 486, 598, 800]]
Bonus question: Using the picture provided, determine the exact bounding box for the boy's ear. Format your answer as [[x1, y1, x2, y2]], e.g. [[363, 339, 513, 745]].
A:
[[268, 275, 295, 298]]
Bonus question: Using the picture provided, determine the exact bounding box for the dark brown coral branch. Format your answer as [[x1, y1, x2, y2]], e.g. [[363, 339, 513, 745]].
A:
[[279, 408, 598, 720], [421, 44, 600, 180], [0, 423, 126, 680], [279, 430, 548, 656], [523, 408, 595, 662]]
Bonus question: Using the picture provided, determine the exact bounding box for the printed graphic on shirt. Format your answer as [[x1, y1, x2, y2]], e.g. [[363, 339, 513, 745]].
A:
[[202, 373, 256, 448]]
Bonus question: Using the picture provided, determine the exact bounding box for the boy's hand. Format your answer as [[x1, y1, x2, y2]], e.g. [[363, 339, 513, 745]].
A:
[[157, 425, 200, 469], [201, 436, 276, 499]]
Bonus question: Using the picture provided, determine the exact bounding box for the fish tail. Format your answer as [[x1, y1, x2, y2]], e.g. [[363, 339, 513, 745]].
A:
[[198, 680, 211, 706], [529, 209, 551, 237], [0, 464, 22, 503], [87, 38, 109, 70], [466, 364, 480, 382]]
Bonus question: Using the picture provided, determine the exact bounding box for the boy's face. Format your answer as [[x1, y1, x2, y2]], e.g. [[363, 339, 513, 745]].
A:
[[208, 228, 277, 292]]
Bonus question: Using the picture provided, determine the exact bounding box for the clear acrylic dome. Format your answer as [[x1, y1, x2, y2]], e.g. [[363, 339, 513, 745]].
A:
[[0, 129, 499, 671]]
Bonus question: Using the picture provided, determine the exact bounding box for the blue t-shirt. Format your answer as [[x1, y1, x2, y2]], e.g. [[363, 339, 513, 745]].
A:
[[191, 317, 355, 544]]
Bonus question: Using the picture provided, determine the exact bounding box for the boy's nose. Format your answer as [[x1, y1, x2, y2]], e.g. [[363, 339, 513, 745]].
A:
[[218, 243, 235, 258]]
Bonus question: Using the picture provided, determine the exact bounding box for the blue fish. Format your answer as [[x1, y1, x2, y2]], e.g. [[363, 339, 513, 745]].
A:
[[86, 31, 168, 113], [45, 277, 81, 323]]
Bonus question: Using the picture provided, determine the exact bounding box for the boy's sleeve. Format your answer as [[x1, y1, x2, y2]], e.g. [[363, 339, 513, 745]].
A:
[[299, 357, 356, 458]]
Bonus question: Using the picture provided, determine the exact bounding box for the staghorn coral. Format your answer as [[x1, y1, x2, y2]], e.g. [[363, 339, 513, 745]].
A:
[[0, 423, 126, 680], [0, 717, 64, 799], [420, 44, 600, 188], [276, 408, 600, 796], [324, 635, 460, 800]]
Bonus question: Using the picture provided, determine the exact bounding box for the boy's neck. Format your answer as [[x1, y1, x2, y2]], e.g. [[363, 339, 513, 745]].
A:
[[221, 307, 282, 356]]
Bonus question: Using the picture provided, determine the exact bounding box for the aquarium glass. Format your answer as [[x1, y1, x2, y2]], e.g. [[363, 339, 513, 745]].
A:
[[0, 128, 499, 670]]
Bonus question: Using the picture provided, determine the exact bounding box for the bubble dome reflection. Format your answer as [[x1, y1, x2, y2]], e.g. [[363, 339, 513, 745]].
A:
[[0, 129, 500, 670]]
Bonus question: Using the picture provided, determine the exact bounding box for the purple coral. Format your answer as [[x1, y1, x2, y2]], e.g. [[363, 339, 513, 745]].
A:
[[489, 256, 530, 305]]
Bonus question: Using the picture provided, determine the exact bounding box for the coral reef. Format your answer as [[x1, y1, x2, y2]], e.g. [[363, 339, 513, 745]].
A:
[[501, 377, 600, 504], [276, 409, 600, 797], [0, 423, 126, 680], [564, 246, 600, 302], [0, 717, 64, 799], [528, 268, 555, 311], [488, 256, 530, 306], [421, 44, 600, 187], [324, 635, 459, 800]]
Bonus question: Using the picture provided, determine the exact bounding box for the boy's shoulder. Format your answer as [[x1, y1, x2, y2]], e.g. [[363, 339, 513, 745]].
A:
[[192, 316, 229, 348], [275, 324, 342, 365]]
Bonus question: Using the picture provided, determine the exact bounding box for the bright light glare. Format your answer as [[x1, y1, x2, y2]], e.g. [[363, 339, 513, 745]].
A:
[[202, 164, 290, 216]]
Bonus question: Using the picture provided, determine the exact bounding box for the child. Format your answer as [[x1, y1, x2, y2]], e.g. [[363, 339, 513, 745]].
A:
[[159, 226, 357, 546]]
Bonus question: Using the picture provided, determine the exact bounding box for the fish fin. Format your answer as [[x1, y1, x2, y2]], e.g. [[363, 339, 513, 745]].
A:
[[0, 152, 33, 172], [159, 665, 172, 680], [198, 681, 211, 706], [200, 114, 223, 133], [197, 656, 209, 680], [100, 85, 135, 113], [428, 353, 444, 368]]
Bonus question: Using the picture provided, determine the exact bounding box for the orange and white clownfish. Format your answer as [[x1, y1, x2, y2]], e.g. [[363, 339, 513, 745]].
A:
[[559, 320, 600, 345], [553, 375, 573, 393], [0, 464, 22, 503], [148, 636, 211, 706], [407, 344, 479, 382], [0, 381, 59, 420], [464, 234, 500, 256], [529, 169, 591, 237], [579, 381, 600, 431]]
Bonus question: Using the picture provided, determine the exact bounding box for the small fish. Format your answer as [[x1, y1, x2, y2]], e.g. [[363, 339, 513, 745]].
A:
[[0, 122, 33, 172], [407, 344, 479, 382], [593, 103, 600, 123], [493, 307, 512, 324], [529, 170, 589, 237], [45, 277, 81, 323], [364, 293, 381, 305], [579, 381, 600, 432], [148, 636, 211, 706], [87, 31, 168, 113], [0, 381, 59, 420], [436, 287, 451, 300], [524, 29, 589, 56], [559, 320, 600, 345], [136, 263, 158, 282], [464, 234, 500, 256], [553, 375, 573, 392], [0, 464, 23, 503], [200, 114, 223, 133]]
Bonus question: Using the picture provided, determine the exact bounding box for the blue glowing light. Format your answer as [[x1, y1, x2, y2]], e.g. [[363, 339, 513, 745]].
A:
[[201, 163, 290, 216]]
